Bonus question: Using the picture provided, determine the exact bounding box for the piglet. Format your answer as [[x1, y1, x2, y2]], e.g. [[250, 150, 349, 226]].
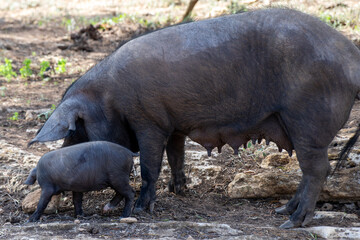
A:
[[25, 141, 136, 222]]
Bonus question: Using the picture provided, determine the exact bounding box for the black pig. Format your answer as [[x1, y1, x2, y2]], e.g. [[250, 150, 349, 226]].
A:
[[29, 9, 360, 228], [25, 141, 135, 222]]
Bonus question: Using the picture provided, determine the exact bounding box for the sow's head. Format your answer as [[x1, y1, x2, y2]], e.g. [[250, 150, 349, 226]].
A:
[[28, 94, 139, 152], [28, 98, 83, 147]]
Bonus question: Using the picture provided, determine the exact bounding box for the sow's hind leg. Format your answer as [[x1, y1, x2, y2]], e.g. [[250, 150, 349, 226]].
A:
[[275, 111, 337, 228], [277, 146, 330, 228], [166, 132, 186, 195]]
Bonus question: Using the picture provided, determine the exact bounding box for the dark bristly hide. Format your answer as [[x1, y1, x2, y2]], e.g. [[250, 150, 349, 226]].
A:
[[28, 9, 360, 228]]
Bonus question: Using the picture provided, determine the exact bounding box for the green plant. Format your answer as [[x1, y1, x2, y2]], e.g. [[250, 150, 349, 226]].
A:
[[55, 58, 67, 74], [19, 58, 33, 78], [319, 12, 358, 30], [39, 60, 50, 78], [228, 1, 247, 14], [0, 86, 6, 97], [0, 58, 17, 82], [62, 17, 76, 32], [38, 104, 56, 121], [9, 112, 19, 121], [308, 232, 318, 240]]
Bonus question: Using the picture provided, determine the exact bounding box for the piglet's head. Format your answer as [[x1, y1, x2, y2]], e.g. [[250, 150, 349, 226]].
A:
[[28, 98, 84, 146]]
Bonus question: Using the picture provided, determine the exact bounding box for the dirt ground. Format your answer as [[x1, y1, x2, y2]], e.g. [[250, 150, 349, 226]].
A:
[[1, 0, 360, 239]]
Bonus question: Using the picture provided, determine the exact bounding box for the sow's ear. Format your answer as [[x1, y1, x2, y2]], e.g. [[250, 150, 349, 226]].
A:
[[28, 102, 78, 147]]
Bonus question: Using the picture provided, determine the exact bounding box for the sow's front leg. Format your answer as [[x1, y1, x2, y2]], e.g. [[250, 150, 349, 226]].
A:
[[166, 132, 186, 195], [134, 128, 168, 213]]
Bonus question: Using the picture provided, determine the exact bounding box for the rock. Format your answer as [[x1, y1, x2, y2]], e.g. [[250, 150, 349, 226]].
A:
[[304, 226, 360, 239], [313, 211, 358, 220], [88, 226, 100, 234], [228, 153, 360, 201], [321, 166, 360, 201], [25, 110, 35, 121], [260, 153, 298, 169], [321, 203, 333, 211], [22, 189, 60, 214], [120, 217, 138, 223], [227, 170, 301, 198], [0, 221, 243, 239], [74, 219, 81, 224], [345, 203, 357, 210]]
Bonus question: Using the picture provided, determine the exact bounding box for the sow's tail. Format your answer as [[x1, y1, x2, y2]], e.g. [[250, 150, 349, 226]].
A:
[[24, 167, 37, 185], [334, 123, 360, 173]]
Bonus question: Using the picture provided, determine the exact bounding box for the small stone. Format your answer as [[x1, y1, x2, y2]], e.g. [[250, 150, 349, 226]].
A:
[[74, 219, 80, 224], [0, 208, 3, 214], [346, 161, 357, 168], [88, 227, 100, 234], [321, 203, 333, 211], [186, 236, 195, 240], [120, 217, 138, 223], [10, 216, 20, 224], [279, 199, 288, 205], [345, 203, 356, 210], [25, 111, 34, 121]]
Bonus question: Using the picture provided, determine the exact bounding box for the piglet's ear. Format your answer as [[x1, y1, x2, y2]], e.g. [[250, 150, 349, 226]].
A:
[[28, 102, 78, 147]]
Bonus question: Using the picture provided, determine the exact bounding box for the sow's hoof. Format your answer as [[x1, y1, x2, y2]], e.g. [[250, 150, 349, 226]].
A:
[[168, 181, 185, 196], [279, 220, 296, 229], [133, 202, 155, 214], [275, 205, 290, 215]]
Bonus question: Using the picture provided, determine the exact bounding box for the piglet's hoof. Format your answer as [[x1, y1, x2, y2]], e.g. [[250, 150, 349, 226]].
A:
[[275, 205, 289, 215], [279, 220, 295, 229]]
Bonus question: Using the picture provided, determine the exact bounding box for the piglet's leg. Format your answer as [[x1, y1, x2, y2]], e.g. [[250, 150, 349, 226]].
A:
[[103, 192, 123, 212], [112, 183, 135, 218], [72, 192, 83, 217], [28, 187, 55, 222]]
